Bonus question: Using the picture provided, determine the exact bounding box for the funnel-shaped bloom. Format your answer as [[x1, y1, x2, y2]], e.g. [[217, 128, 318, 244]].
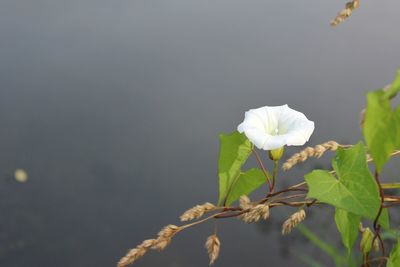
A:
[[237, 105, 314, 150]]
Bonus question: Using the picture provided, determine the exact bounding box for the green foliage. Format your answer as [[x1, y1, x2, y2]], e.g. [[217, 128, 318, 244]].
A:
[[334, 208, 360, 253], [383, 70, 400, 100], [218, 132, 253, 205], [224, 168, 265, 206], [213, 70, 400, 265], [218, 132, 265, 205], [379, 208, 390, 230], [363, 72, 400, 172], [387, 240, 400, 267], [305, 143, 381, 220], [305, 143, 392, 256]]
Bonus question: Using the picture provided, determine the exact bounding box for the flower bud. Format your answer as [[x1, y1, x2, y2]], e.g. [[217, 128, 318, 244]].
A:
[[269, 147, 285, 161], [360, 228, 374, 255]]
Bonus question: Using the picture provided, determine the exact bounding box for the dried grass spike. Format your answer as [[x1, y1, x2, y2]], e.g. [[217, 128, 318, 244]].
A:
[[239, 204, 270, 223], [205, 234, 221, 265], [180, 202, 216, 222], [117, 239, 156, 267], [152, 238, 171, 251], [282, 209, 306, 235], [152, 224, 181, 251], [157, 224, 180, 238], [259, 204, 270, 220], [330, 0, 360, 26], [283, 141, 341, 171]]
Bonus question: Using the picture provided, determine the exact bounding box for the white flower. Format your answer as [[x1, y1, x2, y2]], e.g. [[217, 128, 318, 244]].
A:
[[237, 105, 314, 150]]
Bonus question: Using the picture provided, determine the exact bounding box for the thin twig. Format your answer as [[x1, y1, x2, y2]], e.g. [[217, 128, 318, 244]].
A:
[[370, 170, 385, 267], [253, 148, 272, 190]]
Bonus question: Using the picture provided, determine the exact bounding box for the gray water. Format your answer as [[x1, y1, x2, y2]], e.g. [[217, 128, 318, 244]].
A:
[[1, 0, 400, 266]]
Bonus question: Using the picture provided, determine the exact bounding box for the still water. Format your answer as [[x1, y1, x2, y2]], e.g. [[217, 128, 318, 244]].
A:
[[1, 0, 400, 266]]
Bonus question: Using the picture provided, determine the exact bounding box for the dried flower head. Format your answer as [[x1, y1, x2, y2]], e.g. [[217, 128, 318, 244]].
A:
[[283, 141, 341, 171], [117, 239, 157, 267], [330, 0, 360, 26], [239, 204, 270, 223], [180, 202, 216, 222], [282, 209, 306, 235], [205, 234, 221, 265]]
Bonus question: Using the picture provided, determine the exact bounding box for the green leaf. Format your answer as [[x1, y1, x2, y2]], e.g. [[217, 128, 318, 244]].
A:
[[388, 240, 400, 267], [379, 208, 390, 230], [225, 168, 265, 206], [218, 131, 253, 205], [226, 168, 265, 206], [383, 70, 400, 100], [363, 89, 400, 172], [305, 143, 381, 220], [334, 208, 360, 253]]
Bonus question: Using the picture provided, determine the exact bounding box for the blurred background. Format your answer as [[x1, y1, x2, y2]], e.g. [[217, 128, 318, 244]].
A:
[[1, 0, 400, 266]]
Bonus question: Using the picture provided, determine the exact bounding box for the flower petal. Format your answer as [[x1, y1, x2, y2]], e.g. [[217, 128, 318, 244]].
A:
[[237, 104, 314, 150], [241, 129, 269, 149], [262, 135, 287, 150]]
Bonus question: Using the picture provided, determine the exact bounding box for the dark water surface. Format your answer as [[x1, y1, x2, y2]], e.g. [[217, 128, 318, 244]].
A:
[[1, 0, 400, 266]]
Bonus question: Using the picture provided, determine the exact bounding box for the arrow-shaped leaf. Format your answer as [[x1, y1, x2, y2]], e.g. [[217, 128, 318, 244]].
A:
[[218, 132, 253, 205], [305, 143, 381, 220]]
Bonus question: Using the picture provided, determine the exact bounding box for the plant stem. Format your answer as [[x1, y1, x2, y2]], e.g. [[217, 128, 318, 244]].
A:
[[382, 182, 400, 189], [253, 148, 273, 190], [271, 160, 279, 192], [370, 169, 385, 267]]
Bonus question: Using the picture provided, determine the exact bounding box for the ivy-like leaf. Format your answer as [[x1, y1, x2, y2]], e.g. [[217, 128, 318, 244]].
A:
[[218, 132, 253, 205], [363, 89, 400, 172], [387, 239, 400, 267], [305, 143, 381, 220], [225, 168, 265, 206], [334, 208, 360, 254]]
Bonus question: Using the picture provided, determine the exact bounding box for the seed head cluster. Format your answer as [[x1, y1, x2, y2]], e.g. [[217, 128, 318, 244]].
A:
[[205, 234, 221, 265], [180, 202, 216, 222], [238, 196, 270, 223], [117, 224, 181, 267], [330, 0, 360, 26], [117, 239, 156, 267], [283, 141, 340, 171], [282, 209, 306, 235]]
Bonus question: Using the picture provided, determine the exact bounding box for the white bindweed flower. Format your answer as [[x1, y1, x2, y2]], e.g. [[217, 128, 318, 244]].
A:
[[237, 105, 315, 151]]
